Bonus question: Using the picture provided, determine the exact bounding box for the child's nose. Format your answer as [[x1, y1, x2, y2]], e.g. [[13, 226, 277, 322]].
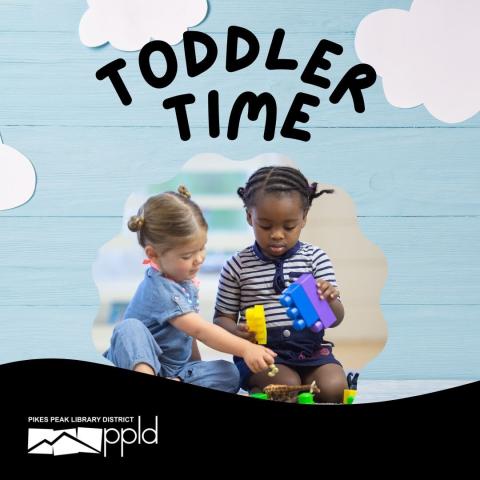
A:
[[194, 253, 205, 265], [271, 229, 284, 240]]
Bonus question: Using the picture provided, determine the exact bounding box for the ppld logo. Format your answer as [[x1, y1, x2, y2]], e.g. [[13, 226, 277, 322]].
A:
[[27, 418, 158, 457], [28, 427, 103, 456]]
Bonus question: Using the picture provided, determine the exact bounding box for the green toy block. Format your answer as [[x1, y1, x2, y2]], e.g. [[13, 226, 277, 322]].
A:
[[297, 392, 315, 404], [250, 392, 269, 400]]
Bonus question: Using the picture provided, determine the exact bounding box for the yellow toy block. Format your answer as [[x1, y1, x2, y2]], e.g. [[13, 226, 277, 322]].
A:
[[343, 389, 357, 404], [245, 305, 267, 345]]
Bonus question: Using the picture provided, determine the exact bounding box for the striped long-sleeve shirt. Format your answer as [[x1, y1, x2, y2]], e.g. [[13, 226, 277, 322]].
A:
[[215, 242, 338, 330]]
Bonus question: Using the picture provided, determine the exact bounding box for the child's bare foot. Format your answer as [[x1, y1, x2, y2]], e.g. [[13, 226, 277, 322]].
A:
[[166, 376, 182, 382], [134, 362, 155, 375]]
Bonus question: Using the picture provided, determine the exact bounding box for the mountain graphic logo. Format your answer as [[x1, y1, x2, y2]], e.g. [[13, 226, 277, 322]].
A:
[[28, 428, 103, 455]]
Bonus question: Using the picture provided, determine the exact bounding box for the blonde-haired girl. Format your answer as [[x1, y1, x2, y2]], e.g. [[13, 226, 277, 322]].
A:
[[104, 186, 276, 392]]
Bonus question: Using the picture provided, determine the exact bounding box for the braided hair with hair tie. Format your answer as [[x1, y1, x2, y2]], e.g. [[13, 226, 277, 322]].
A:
[[309, 182, 334, 203], [238, 166, 333, 211]]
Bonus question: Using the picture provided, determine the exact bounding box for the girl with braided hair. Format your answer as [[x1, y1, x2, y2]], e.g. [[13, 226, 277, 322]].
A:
[[214, 167, 348, 402], [104, 186, 276, 392]]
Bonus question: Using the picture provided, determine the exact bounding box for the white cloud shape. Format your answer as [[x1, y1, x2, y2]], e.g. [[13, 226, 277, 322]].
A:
[[0, 144, 36, 211], [79, 0, 208, 51], [355, 0, 480, 123]]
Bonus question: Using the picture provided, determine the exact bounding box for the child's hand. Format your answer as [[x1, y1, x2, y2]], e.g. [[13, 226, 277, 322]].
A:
[[243, 344, 277, 374], [316, 279, 340, 303], [234, 324, 257, 343]]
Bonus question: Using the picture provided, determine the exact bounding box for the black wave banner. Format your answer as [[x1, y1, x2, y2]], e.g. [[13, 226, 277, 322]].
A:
[[0, 359, 476, 463]]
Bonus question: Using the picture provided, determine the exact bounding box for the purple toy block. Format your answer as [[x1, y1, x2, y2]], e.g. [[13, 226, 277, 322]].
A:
[[296, 274, 337, 330], [279, 273, 336, 332], [280, 282, 319, 331]]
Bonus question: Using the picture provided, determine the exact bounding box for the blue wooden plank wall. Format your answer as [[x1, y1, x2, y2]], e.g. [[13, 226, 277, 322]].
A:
[[0, 0, 478, 379]]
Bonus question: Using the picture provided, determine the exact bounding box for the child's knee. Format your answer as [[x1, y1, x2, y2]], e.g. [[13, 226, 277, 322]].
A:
[[273, 365, 302, 386], [108, 318, 161, 373], [111, 318, 148, 346], [247, 364, 301, 392], [317, 375, 348, 403], [215, 360, 240, 393], [113, 318, 145, 337]]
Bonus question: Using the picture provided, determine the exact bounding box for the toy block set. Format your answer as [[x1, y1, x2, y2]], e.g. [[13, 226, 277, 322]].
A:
[[249, 373, 360, 404], [245, 273, 360, 404], [279, 273, 337, 332], [245, 304, 267, 344]]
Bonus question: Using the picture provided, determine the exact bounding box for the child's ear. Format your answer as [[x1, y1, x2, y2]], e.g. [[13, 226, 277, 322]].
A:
[[144, 245, 158, 260], [246, 210, 253, 227], [301, 211, 308, 228]]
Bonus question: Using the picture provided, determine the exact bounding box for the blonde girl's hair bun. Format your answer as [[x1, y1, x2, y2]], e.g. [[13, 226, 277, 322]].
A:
[[128, 214, 145, 232], [177, 185, 191, 199]]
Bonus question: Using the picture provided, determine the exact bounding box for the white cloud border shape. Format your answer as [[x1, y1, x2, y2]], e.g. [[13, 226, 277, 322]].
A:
[[0, 144, 36, 211], [79, 0, 208, 51], [355, 0, 480, 123]]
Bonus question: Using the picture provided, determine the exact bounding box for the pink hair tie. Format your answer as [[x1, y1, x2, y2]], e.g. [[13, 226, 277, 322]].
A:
[[143, 258, 160, 271]]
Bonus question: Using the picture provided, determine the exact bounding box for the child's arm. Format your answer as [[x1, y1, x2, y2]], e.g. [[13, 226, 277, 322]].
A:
[[317, 280, 344, 327], [171, 312, 276, 373], [213, 310, 256, 342], [214, 256, 258, 339], [189, 339, 202, 361], [312, 249, 344, 328]]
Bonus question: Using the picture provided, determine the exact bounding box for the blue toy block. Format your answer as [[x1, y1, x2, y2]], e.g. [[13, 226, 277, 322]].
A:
[[279, 281, 318, 331], [279, 273, 336, 332]]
